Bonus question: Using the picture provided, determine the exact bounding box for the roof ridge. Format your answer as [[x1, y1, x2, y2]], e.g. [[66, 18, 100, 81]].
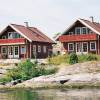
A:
[[10, 23, 25, 27]]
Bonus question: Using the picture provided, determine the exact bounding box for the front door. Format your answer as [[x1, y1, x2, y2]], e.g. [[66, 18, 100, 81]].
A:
[[8, 46, 13, 58], [14, 46, 19, 58], [8, 46, 19, 58], [76, 43, 82, 55], [82, 42, 88, 54]]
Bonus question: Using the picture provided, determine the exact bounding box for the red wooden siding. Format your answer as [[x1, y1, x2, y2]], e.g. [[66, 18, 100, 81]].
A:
[[0, 38, 26, 45], [59, 34, 97, 42]]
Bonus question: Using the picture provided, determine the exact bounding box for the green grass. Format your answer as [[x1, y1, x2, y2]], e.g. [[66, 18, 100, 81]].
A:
[[48, 55, 70, 65], [48, 54, 99, 65]]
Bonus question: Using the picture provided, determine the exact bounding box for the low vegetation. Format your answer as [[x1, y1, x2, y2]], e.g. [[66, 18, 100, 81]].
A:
[[0, 59, 58, 84], [48, 53, 98, 65]]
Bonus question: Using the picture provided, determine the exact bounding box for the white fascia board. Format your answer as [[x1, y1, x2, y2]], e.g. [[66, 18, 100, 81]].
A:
[[9, 24, 32, 42], [78, 18, 100, 35]]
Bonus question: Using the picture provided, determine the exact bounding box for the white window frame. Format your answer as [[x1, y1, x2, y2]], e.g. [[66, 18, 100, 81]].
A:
[[38, 45, 41, 52], [75, 27, 81, 35], [68, 43, 74, 51], [21, 46, 26, 54], [90, 41, 96, 51], [33, 45, 36, 53], [1, 46, 7, 54], [82, 27, 88, 34], [43, 46, 47, 53], [8, 32, 20, 39]]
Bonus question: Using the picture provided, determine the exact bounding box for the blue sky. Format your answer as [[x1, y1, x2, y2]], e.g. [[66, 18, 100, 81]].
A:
[[0, 0, 100, 38]]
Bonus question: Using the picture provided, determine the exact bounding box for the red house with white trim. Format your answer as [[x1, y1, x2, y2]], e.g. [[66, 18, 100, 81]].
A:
[[58, 18, 100, 55], [0, 24, 54, 59]]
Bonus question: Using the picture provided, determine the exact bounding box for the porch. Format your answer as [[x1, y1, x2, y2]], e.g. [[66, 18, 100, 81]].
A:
[[64, 41, 97, 55], [0, 45, 29, 59]]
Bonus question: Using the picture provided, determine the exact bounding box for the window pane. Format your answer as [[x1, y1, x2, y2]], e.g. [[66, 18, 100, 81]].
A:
[[82, 28, 87, 34], [43, 46, 46, 53], [75, 28, 81, 34], [68, 43, 74, 51], [21, 46, 26, 54], [90, 42, 96, 50], [83, 43, 87, 52]]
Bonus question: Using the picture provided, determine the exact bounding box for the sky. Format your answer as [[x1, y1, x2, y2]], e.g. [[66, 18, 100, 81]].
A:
[[0, 0, 100, 39]]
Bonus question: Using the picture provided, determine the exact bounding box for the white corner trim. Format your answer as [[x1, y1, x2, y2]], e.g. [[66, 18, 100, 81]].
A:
[[9, 24, 32, 42], [90, 41, 96, 51], [78, 19, 100, 35]]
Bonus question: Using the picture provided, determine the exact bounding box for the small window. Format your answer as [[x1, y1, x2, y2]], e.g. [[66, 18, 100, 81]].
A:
[[90, 42, 96, 51], [1, 47, 7, 54], [68, 43, 74, 51], [43, 46, 46, 53], [21, 46, 26, 54], [82, 27, 87, 34], [33, 45, 36, 53], [38, 46, 41, 52], [75, 27, 81, 35]]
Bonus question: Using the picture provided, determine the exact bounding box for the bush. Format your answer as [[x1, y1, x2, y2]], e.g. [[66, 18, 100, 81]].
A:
[[4, 59, 57, 83], [69, 53, 78, 64], [86, 54, 97, 61], [0, 77, 12, 85]]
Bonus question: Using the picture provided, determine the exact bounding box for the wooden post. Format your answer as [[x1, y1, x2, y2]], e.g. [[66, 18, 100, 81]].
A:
[[30, 43, 31, 59]]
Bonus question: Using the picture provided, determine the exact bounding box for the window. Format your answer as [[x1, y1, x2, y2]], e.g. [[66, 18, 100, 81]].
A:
[[75, 27, 81, 35], [14, 33, 20, 38], [82, 27, 87, 34], [68, 43, 74, 51], [38, 46, 41, 52], [43, 46, 46, 53], [2, 36, 6, 39], [8, 32, 13, 39], [8, 32, 21, 39], [21, 46, 26, 54], [90, 42, 96, 51], [33, 45, 36, 53], [14, 46, 19, 55], [1, 46, 7, 54], [82, 42, 88, 52]]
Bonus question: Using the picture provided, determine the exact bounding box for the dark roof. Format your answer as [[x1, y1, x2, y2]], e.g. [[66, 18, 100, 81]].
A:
[[1, 24, 54, 43]]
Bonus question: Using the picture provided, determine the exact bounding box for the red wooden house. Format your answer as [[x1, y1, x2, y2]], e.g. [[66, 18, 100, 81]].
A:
[[58, 18, 100, 55], [0, 24, 54, 59]]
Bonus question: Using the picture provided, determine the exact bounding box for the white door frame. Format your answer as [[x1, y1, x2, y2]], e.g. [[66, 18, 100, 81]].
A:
[[76, 42, 82, 55], [82, 42, 88, 54], [14, 46, 19, 58], [8, 46, 14, 58]]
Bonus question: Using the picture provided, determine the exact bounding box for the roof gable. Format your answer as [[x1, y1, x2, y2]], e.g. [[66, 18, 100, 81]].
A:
[[0, 24, 54, 43], [63, 18, 100, 35]]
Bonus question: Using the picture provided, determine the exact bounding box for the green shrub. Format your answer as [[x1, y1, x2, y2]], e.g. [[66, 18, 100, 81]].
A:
[[69, 53, 78, 64], [86, 54, 97, 61], [0, 77, 12, 84], [4, 59, 57, 83]]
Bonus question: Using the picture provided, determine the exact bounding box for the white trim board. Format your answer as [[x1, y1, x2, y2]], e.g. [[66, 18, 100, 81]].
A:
[[9, 24, 32, 42]]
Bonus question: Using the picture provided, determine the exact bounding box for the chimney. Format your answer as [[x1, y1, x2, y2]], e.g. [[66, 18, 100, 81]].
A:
[[24, 22, 29, 27], [90, 16, 94, 22]]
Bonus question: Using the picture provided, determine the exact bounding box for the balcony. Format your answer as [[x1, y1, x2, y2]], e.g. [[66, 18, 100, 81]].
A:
[[59, 34, 97, 42], [0, 38, 26, 45]]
